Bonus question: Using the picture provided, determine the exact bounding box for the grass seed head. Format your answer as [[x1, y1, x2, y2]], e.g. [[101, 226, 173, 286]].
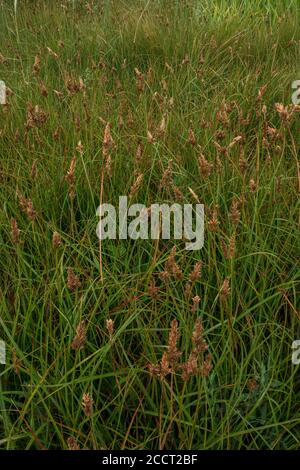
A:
[[166, 319, 182, 368], [200, 353, 213, 377], [230, 198, 240, 226], [188, 127, 196, 146], [192, 318, 207, 353], [65, 156, 77, 199], [148, 278, 159, 299], [165, 246, 183, 280], [32, 54, 41, 75], [181, 352, 198, 381], [207, 206, 219, 232], [71, 320, 86, 350], [17, 191, 37, 221], [220, 277, 231, 299], [249, 179, 257, 192], [67, 268, 81, 291], [184, 281, 192, 299], [129, 173, 143, 199], [82, 393, 93, 417], [52, 231, 62, 248], [106, 318, 114, 338], [11, 218, 21, 244], [191, 295, 200, 314], [198, 152, 213, 178], [67, 437, 80, 450], [189, 261, 203, 282], [39, 80, 48, 97]]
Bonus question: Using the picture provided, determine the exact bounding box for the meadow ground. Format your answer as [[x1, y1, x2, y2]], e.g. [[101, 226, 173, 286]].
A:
[[0, 0, 300, 450]]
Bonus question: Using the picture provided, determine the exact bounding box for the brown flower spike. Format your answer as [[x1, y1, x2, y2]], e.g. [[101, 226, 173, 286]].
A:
[[67, 268, 81, 291], [82, 393, 93, 417]]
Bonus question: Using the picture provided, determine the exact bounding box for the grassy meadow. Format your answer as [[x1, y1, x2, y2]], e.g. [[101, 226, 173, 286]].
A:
[[0, 0, 300, 450]]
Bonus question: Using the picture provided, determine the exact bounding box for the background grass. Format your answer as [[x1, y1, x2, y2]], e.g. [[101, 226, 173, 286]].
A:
[[0, 0, 300, 450]]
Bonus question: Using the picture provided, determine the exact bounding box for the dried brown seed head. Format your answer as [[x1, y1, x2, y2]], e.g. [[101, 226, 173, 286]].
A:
[[148, 278, 159, 299], [189, 261, 203, 282], [191, 295, 201, 314], [200, 353, 212, 376], [33, 55, 41, 74], [71, 320, 86, 350], [249, 179, 257, 192], [230, 198, 240, 226], [82, 393, 93, 417], [181, 353, 198, 381], [17, 192, 37, 221], [106, 318, 114, 338], [188, 128, 196, 146], [257, 85, 267, 102], [165, 246, 183, 280], [129, 173, 143, 199], [184, 282, 192, 299], [220, 278, 231, 299], [207, 207, 219, 232], [67, 437, 80, 450], [39, 80, 48, 97], [247, 378, 258, 392], [65, 156, 77, 199], [147, 130, 155, 144], [192, 318, 207, 353], [166, 319, 182, 367], [11, 218, 21, 244], [198, 153, 213, 178]]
